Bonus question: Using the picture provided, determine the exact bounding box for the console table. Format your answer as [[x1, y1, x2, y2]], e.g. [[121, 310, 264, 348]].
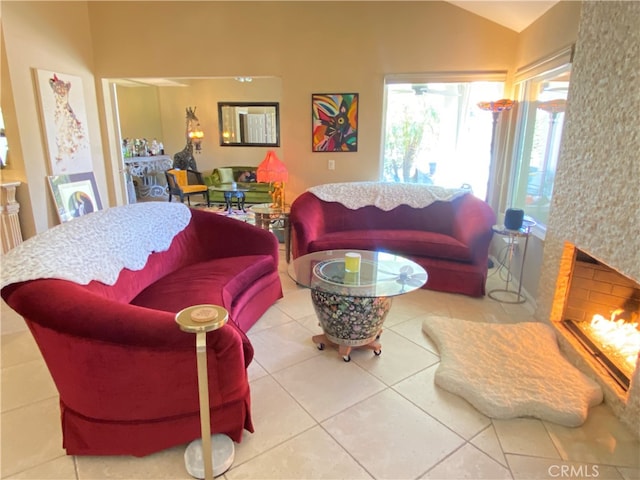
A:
[[125, 155, 172, 199]]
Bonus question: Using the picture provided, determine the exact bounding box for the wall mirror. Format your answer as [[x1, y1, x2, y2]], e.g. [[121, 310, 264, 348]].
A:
[[218, 102, 280, 147]]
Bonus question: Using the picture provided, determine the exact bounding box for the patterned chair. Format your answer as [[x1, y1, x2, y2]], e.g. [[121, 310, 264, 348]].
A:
[[165, 168, 209, 206]]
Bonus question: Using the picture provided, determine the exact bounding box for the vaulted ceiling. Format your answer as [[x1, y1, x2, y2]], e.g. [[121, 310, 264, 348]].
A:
[[447, 1, 560, 32]]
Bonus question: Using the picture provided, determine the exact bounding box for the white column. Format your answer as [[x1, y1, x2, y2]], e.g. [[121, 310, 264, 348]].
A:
[[0, 181, 23, 254]]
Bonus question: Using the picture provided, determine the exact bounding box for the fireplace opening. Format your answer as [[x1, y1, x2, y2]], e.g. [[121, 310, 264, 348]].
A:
[[561, 249, 640, 391]]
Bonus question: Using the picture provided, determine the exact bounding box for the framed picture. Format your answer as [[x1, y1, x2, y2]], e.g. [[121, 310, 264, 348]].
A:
[[35, 69, 93, 175], [312, 93, 358, 152], [47, 172, 102, 223]]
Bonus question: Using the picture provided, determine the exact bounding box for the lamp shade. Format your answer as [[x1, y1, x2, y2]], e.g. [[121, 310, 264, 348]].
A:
[[477, 99, 514, 112], [257, 150, 288, 183]]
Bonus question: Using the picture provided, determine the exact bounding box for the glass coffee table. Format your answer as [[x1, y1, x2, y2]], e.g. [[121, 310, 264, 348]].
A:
[[288, 250, 427, 361]]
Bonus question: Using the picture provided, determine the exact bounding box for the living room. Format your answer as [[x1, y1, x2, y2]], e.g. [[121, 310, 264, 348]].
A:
[[2, 1, 639, 479]]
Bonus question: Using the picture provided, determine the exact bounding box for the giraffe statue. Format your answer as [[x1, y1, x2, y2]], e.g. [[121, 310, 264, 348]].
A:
[[173, 139, 197, 171], [173, 107, 199, 171]]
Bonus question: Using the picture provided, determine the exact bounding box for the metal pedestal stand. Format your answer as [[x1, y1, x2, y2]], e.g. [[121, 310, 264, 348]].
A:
[[176, 305, 234, 480], [488, 221, 534, 304]]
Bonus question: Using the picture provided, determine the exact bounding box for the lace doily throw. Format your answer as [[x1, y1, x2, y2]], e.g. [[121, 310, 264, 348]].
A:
[[1, 202, 192, 289], [422, 316, 603, 427], [307, 182, 468, 211]]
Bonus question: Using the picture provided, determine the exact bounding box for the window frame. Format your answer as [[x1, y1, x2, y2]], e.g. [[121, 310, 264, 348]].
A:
[[381, 71, 508, 198], [506, 46, 574, 239]]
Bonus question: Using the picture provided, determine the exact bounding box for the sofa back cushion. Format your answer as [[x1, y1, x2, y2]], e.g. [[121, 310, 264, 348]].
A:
[[83, 221, 201, 303], [217, 167, 235, 183], [320, 200, 457, 236]]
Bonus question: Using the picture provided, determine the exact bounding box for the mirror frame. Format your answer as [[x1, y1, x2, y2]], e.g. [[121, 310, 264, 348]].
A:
[[218, 102, 280, 147]]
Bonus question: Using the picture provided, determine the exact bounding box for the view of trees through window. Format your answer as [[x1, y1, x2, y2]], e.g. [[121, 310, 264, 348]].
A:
[[382, 81, 504, 199]]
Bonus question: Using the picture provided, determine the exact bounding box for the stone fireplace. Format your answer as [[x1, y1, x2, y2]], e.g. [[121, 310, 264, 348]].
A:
[[532, 3, 639, 438], [560, 248, 639, 391], [547, 244, 639, 430]]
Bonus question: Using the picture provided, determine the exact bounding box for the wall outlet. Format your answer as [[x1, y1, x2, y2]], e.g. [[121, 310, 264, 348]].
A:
[[328, 159, 335, 170]]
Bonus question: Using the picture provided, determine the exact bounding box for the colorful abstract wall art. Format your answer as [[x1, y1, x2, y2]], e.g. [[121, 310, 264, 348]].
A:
[[312, 93, 358, 152], [35, 69, 93, 175]]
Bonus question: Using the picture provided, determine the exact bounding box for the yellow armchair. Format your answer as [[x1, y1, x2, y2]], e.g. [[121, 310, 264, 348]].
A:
[[165, 169, 209, 207]]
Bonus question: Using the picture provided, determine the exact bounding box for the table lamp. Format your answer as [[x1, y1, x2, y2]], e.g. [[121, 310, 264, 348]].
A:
[[256, 150, 288, 209]]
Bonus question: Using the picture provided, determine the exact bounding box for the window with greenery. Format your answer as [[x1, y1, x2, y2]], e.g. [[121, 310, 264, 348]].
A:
[[381, 77, 504, 199], [509, 59, 571, 229]]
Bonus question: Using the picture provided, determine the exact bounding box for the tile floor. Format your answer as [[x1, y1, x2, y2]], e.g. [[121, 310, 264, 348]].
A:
[[2, 249, 639, 480]]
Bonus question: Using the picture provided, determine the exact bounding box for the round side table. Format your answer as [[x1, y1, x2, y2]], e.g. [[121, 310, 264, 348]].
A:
[[176, 305, 234, 479], [488, 219, 535, 304]]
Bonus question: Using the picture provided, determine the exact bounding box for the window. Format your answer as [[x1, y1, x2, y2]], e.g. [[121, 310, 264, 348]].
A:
[[509, 54, 572, 229], [382, 76, 504, 199]]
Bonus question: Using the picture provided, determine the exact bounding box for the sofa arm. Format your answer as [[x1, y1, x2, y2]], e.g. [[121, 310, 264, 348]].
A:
[[2, 279, 253, 426], [188, 208, 279, 265], [451, 194, 496, 264], [289, 192, 327, 257]]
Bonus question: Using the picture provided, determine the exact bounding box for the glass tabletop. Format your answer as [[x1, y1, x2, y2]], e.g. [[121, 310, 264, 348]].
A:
[[208, 185, 251, 193], [288, 249, 427, 297], [249, 203, 290, 215]]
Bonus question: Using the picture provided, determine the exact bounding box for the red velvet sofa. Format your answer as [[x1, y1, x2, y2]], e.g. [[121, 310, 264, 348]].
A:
[[290, 188, 496, 297], [1, 206, 282, 456]]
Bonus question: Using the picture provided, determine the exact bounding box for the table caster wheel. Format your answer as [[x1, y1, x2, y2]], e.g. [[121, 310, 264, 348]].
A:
[[343, 355, 351, 362], [374, 349, 382, 356], [317, 343, 325, 351]]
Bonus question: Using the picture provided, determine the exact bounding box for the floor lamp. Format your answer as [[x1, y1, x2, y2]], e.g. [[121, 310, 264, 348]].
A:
[[477, 99, 514, 203]]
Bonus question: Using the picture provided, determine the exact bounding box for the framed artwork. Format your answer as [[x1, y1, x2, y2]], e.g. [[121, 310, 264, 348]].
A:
[[47, 172, 102, 223], [312, 93, 358, 152], [35, 69, 93, 175]]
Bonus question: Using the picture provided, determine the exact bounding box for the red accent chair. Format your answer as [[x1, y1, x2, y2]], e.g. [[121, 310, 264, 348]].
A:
[[1, 208, 282, 456]]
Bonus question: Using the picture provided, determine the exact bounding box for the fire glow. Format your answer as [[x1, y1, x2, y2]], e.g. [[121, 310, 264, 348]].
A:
[[586, 309, 640, 377]]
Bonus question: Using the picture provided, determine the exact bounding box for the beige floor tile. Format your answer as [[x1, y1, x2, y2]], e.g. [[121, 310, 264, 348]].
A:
[[75, 445, 191, 479], [227, 426, 373, 480], [246, 358, 268, 383], [1, 397, 66, 478], [617, 466, 640, 480], [394, 364, 491, 440], [389, 314, 440, 355], [506, 454, 625, 480], [4, 455, 77, 480], [544, 404, 640, 468], [381, 295, 431, 327], [1, 330, 41, 368], [1, 359, 58, 412], [272, 354, 386, 422], [470, 424, 508, 467], [351, 329, 439, 385], [421, 443, 512, 479], [248, 320, 321, 373], [493, 417, 561, 458], [247, 304, 295, 334], [322, 389, 464, 479], [267, 288, 315, 321], [235, 375, 316, 465], [295, 313, 324, 337], [1, 300, 27, 335]]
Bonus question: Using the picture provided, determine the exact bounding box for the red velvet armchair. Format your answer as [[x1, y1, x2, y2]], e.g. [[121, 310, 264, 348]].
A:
[[1, 205, 282, 456]]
